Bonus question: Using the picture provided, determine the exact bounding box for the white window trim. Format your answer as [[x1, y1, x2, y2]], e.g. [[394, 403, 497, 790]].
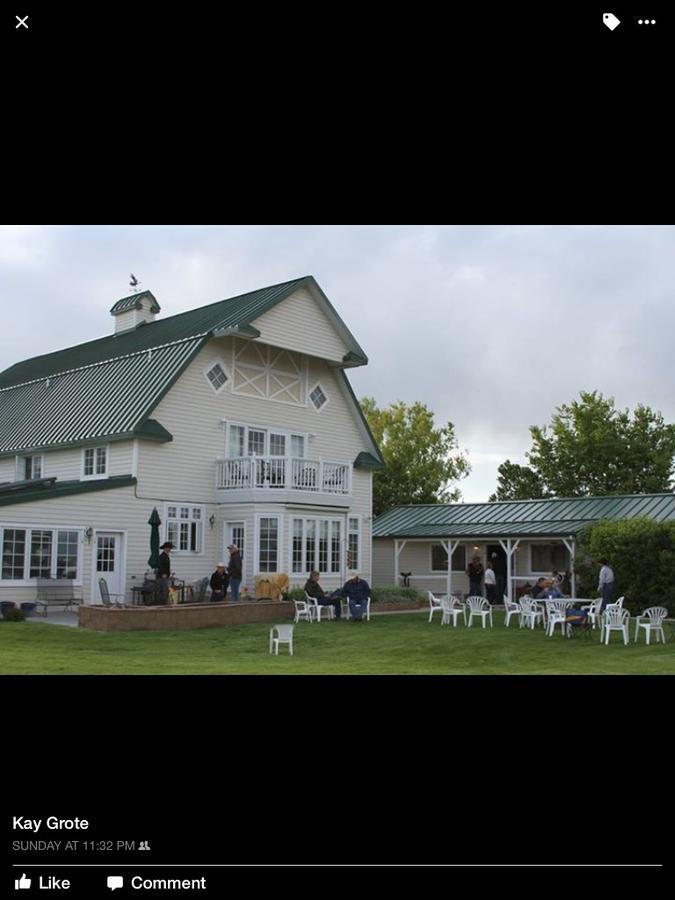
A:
[[429, 542, 467, 573], [163, 502, 206, 556], [255, 513, 282, 574], [225, 521, 246, 565], [231, 339, 305, 407], [222, 421, 308, 459], [17, 453, 45, 481], [81, 445, 109, 481], [348, 515, 360, 572], [0, 523, 84, 586], [288, 515, 344, 577], [204, 358, 230, 394], [527, 541, 569, 576], [308, 381, 329, 413]]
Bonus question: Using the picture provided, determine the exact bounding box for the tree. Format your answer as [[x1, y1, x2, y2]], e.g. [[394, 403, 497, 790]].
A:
[[361, 397, 470, 516], [488, 460, 548, 502], [492, 390, 675, 501]]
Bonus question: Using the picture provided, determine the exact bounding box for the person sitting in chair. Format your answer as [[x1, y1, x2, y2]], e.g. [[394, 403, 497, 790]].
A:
[[210, 563, 229, 603], [304, 570, 342, 619], [341, 571, 371, 622]]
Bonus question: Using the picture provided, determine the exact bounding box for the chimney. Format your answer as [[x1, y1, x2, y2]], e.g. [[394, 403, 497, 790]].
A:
[[110, 291, 161, 334]]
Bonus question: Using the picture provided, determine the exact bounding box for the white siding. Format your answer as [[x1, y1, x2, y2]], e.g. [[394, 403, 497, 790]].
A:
[[0, 442, 135, 484], [0, 458, 15, 482], [251, 287, 349, 362]]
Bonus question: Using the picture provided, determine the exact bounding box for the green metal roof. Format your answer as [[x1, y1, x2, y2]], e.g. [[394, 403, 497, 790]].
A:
[[0, 475, 137, 507], [354, 451, 385, 470], [110, 290, 161, 315], [372, 494, 675, 539], [0, 276, 373, 456]]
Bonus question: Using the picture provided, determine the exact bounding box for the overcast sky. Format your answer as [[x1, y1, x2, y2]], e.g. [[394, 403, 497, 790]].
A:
[[2, 224, 674, 503]]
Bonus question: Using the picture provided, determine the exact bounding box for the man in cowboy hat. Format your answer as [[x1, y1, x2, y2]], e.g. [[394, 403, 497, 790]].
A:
[[158, 541, 174, 605], [227, 544, 243, 601], [210, 562, 229, 603]]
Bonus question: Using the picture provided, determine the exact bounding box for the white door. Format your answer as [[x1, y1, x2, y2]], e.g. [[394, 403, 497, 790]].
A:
[[94, 532, 124, 603], [225, 522, 245, 567]]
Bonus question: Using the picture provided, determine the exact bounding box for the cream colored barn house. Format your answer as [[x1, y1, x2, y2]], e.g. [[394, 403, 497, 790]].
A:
[[0, 277, 383, 607]]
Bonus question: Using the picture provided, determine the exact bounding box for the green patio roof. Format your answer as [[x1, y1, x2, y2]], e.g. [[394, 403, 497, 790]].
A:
[[372, 493, 675, 539], [0, 474, 137, 507]]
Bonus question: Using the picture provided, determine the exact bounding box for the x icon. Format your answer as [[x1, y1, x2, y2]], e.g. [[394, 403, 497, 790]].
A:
[[16, 15, 29, 28]]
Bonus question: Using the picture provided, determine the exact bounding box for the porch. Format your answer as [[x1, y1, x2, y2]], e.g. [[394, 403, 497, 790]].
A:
[[215, 456, 352, 505]]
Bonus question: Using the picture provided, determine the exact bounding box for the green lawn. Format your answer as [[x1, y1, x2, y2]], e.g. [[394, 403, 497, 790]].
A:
[[0, 611, 673, 674]]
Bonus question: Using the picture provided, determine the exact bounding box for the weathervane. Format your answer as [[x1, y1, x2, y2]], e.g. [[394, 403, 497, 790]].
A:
[[129, 273, 141, 293]]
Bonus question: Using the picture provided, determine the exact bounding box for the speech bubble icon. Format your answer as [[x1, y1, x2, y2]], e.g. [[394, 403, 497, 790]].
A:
[[107, 876, 124, 891]]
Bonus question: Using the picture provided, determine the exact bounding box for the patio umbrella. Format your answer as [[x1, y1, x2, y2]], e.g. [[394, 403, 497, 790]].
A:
[[147, 508, 161, 570]]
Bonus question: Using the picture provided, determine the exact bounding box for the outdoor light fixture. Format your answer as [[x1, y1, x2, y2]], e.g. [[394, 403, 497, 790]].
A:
[[85, 527, 93, 543], [209, 514, 216, 529]]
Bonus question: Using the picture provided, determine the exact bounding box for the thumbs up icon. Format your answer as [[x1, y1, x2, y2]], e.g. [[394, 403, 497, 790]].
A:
[[15, 873, 32, 889]]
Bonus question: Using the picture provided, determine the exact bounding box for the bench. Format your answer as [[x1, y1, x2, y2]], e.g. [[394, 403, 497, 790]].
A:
[[35, 578, 81, 616]]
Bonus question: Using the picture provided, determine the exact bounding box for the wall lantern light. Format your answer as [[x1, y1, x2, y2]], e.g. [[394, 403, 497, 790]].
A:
[[85, 527, 94, 543], [209, 514, 216, 530]]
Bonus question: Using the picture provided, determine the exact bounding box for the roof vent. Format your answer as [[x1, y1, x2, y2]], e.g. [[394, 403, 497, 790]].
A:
[[110, 290, 160, 334]]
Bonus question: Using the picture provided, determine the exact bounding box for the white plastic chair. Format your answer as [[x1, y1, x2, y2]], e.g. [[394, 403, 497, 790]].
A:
[[581, 598, 603, 629], [519, 597, 545, 630], [440, 595, 463, 627], [293, 598, 312, 623], [633, 606, 667, 645], [599, 605, 630, 645], [269, 624, 294, 655], [546, 599, 573, 637], [427, 590, 443, 623], [343, 596, 371, 621], [466, 595, 493, 628], [305, 591, 334, 622], [503, 596, 521, 627]]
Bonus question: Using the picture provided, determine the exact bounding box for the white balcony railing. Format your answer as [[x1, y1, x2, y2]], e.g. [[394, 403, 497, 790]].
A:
[[216, 456, 351, 494]]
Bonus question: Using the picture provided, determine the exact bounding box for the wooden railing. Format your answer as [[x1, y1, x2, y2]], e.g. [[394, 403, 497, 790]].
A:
[[216, 456, 351, 494]]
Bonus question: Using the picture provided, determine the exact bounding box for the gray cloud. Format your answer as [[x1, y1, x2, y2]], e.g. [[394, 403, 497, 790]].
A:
[[1, 224, 673, 502]]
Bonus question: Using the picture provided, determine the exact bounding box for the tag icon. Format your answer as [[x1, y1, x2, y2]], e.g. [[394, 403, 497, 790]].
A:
[[603, 13, 621, 30]]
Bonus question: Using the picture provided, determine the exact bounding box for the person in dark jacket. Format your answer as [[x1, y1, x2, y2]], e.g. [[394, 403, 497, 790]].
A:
[[227, 544, 243, 602], [158, 541, 173, 604], [304, 570, 342, 619], [210, 563, 229, 602], [341, 571, 371, 621], [466, 556, 484, 597]]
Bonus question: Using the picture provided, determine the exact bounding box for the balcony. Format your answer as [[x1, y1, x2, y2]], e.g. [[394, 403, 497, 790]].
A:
[[215, 456, 352, 505]]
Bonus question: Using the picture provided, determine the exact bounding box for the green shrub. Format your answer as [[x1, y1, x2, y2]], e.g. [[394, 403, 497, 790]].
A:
[[575, 518, 675, 615], [1, 606, 27, 622], [371, 585, 425, 604], [287, 587, 308, 603]]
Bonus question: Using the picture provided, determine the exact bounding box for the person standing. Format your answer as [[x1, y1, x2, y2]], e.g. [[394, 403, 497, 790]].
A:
[[158, 541, 173, 605], [341, 571, 371, 621], [210, 562, 229, 603], [304, 570, 342, 619], [227, 544, 243, 602], [484, 561, 497, 605], [597, 558, 615, 611], [466, 555, 484, 597]]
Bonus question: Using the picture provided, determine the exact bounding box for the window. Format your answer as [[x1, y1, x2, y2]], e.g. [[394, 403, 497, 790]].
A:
[[226, 522, 245, 563], [309, 383, 328, 411], [30, 530, 53, 578], [248, 429, 266, 457], [165, 504, 204, 553], [258, 517, 280, 572], [530, 543, 568, 573], [431, 544, 467, 572], [23, 455, 43, 480], [224, 422, 307, 459], [291, 517, 344, 576], [0, 527, 80, 582], [205, 361, 229, 392], [83, 446, 108, 478], [2, 528, 26, 580], [290, 434, 305, 458], [97, 535, 116, 572], [348, 517, 360, 570]]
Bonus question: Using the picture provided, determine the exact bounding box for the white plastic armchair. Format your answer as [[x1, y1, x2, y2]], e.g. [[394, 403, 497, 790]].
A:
[[269, 624, 294, 655], [582, 598, 603, 630], [633, 606, 667, 645], [293, 598, 312, 623], [466, 595, 493, 628], [304, 591, 334, 622], [440, 595, 463, 627], [503, 596, 521, 627], [427, 591, 443, 623], [599, 605, 630, 645], [519, 597, 544, 630], [343, 596, 371, 621], [546, 599, 574, 637]]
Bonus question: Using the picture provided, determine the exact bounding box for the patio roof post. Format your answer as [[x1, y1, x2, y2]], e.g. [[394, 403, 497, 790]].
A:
[[441, 539, 460, 599], [562, 537, 576, 599], [394, 539, 407, 587], [499, 538, 521, 603]]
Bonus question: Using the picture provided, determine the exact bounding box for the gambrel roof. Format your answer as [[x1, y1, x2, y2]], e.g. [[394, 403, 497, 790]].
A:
[[373, 493, 675, 539], [0, 277, 382, 464]]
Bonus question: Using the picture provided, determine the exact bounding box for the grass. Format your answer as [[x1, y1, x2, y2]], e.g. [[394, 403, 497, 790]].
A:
[[0, 611, 673, 674]]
